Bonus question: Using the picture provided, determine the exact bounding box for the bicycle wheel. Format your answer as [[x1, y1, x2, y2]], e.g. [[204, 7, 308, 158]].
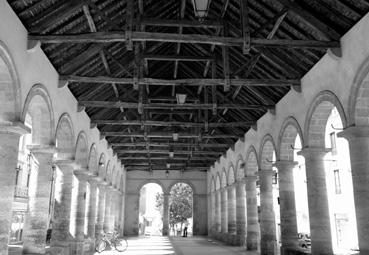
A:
[[95, 239, 107, 253], [114, 238, 128, 252]]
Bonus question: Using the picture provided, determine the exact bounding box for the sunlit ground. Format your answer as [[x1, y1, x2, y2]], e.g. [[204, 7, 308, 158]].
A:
[[94, 236, 175, 255]]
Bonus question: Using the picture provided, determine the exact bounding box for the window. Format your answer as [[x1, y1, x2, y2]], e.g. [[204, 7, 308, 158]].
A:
[[330, 132, 337, 155], [334, 169, 342, 194], [9, 211, 25, 244]]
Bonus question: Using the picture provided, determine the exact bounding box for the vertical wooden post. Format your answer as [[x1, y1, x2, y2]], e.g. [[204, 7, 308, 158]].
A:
[[222, 22, 230, 92], [212, 60, 217, 115], [126, 0, 134, 50], [240, 0, 250, 54]]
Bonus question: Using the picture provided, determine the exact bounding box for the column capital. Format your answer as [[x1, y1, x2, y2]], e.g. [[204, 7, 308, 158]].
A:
[[245, 175, 258, 181], [273, 160, 298, 171], [235, 179, 246, 185], [337, 125, 369, 139], [297, 146, 330, 157], [53, 159, 77, 168], [73, 170, 90, 181], [258, 169, 275, 175], [0, 121, 31, 135], [27, 145, 56, 155]]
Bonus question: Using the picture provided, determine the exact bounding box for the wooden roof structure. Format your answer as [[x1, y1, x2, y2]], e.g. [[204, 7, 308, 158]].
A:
[[9, 0, 369, 172]]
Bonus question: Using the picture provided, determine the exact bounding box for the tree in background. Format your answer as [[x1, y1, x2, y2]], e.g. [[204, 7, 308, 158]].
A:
[[155, 183, 193, 234]]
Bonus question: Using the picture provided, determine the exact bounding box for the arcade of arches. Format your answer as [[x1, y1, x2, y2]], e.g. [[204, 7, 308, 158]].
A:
[[2, 1, 369, 255]]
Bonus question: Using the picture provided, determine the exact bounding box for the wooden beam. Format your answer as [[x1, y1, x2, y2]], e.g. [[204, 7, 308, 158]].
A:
[[116, 149, 222, 155], [144, 55, 214, 62], [212, 61, 217, 115], [93, 119, 254, 127], [174, 0, 187, 80], [30, 32, 340, 48], [125, 166, 209, 172], [120, 156, 216, 161], [125, 0, 134, 50], [139, 18, 223, 28], [240, 0, 250, 54], [61, 75, 300, 86], [79, 100, 275, 110], [102, 132, 240, 139], [111, 142, 229, 148]]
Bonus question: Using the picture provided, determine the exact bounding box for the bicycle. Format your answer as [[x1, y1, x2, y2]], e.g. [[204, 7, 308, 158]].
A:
[[95, 231, 128, 253]]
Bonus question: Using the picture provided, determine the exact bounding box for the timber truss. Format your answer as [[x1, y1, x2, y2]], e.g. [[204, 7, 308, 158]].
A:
[[9, 0, 369, 172]]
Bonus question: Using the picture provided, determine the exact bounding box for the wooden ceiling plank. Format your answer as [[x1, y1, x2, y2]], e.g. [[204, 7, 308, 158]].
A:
[[276, 0, 341, 40], [240, 0, 251, 54]]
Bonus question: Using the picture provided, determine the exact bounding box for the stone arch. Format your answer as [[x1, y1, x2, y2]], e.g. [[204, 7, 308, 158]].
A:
[[88, 144, 98, 176], [0, 40, 21, 122], [98, 153, 106, 179], [259, 134, 277, 170], [227, 162, 235, 185], [235, 154, 245, 180], [55, 113, 75, 160], [75, 131, 88, 168], [221, 168, 227, 187], [136, 179, 165, 194], [105, 160, 112, 184], [348, 55, 369, 125], [215, 172, 221, 190], [167, 180, 196, 195], [245, 146, 258, 176], [304, 90, 347, 147], [21, 84, 54, 145], [210, 176, 216, 192], [278, 116, 304, 161]]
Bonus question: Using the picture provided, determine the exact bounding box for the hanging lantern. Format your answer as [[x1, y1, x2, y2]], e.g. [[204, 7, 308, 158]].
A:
[[191, 0, 212, 19]]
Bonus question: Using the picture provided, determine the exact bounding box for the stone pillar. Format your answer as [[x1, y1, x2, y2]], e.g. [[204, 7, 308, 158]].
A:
[[51, 160, 75, 246], [162, 193, 170, 236], [22, 146, 55, 254], [119, 192, 125, 236], [0, 123, 29, 254], [338, 127, 369, 254], [193, 194, 208, 235], [103, 187, 111, 233], [274, 160, 299, 254], [246, 175, 259, 251], [299, 147, 333, 255], [235, 180, 246, 246], [70, 170, 88, 254], [95, 183, 106, 237], [86, 178, 98, 239], [259, 169, 277, 255], [124, 192, 140, 236], [227, 185, 236, 235], [210, 192, 216, 235], [215, 190, 221, 232], [220, 188, 228, 234]]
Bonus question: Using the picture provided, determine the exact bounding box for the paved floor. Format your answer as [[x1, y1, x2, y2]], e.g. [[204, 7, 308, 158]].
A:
[[94, 236, 259, 255]]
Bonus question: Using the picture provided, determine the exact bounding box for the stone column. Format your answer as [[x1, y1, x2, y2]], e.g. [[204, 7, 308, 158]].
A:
[[70, 170, 88, 254], [0, 123, 29, 254], [274, 160, 299, 254], [193, 194, 208, 235], [235, 180, 246, 246], [246, 175, 259, 251], [95, 183, 106, 237], [162, 193, 170, 236], [119, 192, 125, 235], [22, 145, 55, 254], [210, 192, 216, 235], [220, 187, 228, 234], [338, 127, 369, 254], [124, 192, 140, 236], [109, 190, 118, 231], [86, 178, 98, 239], [299, 147, 333, 255], [51, 160, 75, 246], [215, 190, 221, 232], [259, 169, 277, 255], [227, 185, 236, 236]]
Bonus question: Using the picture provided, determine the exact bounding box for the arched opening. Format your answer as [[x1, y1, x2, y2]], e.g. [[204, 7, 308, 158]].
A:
[[260, 137, 280, 255], [325, 107, 358, 253], [168, 182, 193, 237], [293, 134, 310, 235], [139, 183, 163, 236], [306, 92, 358, 254]]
